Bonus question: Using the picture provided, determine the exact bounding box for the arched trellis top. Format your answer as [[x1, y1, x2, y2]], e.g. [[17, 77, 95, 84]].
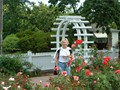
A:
[[51, 16, 94, 58]]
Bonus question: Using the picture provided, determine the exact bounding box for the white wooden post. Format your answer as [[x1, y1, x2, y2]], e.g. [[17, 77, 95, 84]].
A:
[[27, 51, 32, 62], [111, 29, 120, 47]]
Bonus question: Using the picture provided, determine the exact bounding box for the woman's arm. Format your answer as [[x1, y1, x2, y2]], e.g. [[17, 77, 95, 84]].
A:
[[67, 53, 74, 59], [55, 54, 59, 66]]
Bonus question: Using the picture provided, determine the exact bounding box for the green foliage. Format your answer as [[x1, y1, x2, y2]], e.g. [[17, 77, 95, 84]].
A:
[[3, 1, 61, 38], [110, 22, 118, 29], [0, 73, 34, 90], [3, 1, 61, 52], [17, 30, 52, 53], [3, 0, 29, 37], [48, 40, 120, 90], [0, 55, 22, 75], [3, 34, 20, 53], [81, 0, 120, 31], [30, 3, 61, 32], [0, 55, 34, 76], [49, 0, 80, 14]]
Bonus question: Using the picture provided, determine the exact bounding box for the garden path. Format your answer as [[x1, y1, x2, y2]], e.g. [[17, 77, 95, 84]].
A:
[[30, 74, 57, 86]]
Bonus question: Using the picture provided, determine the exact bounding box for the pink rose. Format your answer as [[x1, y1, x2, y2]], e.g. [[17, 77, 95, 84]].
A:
[[71, 44, 77, 49], [44, 83, 49, 87], [73, 76, 79, 81], [94, 80, 97, 84]]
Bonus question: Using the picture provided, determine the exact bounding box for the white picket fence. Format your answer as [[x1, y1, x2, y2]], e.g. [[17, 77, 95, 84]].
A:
[[20, 51, 55, 70], [19, 49, 119, 71]]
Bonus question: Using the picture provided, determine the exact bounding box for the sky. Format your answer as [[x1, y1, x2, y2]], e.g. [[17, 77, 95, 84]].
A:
[[29, 0, 49, 5], [29, 0, 85, 6]]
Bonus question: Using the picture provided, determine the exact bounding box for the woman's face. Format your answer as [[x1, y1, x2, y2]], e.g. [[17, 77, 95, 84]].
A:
[[61, 40, 68, 48]]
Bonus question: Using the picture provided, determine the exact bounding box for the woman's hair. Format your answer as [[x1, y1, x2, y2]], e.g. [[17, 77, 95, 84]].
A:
[[60, 38, 69, 45]]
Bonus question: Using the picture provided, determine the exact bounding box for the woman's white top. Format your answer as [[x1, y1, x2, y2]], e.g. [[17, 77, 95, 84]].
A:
[[58, 47, 71, 62]]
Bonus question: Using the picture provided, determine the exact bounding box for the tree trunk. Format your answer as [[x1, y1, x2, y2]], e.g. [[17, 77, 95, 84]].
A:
[[0, 0, 3, 55], [118, 41, 120, 60]]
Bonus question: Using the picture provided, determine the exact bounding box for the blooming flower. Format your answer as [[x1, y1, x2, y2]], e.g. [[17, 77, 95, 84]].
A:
[[71, 44, 77, 49], [97, 78, 100, 81], [62, 71, 67, 76], [73, 76, 79, 81], [1, 81, 5, 85], [82, 62, 86, 66], [9, 77, 14, 81], [56, 87, 61, 90], [86, 69, 91, 76], [110, 66, 113, 69], [39, 80, 42, 83], [115, 70, 120, 74], [93, 80, 97, 84], [103, 56, 110, 62], [3, 85, 11, 90], [76, 66, 82, 72], [90, 72, 94, 76], [67, 58, 74, 66], [16, 72, 22, 76], [75, 39, 83, 45], [54, 66, 59, 71], [17, 85, 21, 89], [44, 83, 50, 87], [103, 60, 108, 65]]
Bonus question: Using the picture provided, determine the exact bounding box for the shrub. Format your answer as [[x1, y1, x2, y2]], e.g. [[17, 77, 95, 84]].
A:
[[0, 55, 34, 76], [0, 56, 22, 75], [0, 39, 120, 90], [49, 39, 120, 90], [3, 34, 19, 53], [17, 30, 52, 53]]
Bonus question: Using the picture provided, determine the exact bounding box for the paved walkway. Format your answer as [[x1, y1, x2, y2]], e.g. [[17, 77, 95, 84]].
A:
[[30, 75, 57, 86]]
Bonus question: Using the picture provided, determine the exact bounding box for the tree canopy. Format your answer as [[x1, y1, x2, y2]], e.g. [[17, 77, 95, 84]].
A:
[[81, 0, 120, 33], [48, 0, 81, 14]]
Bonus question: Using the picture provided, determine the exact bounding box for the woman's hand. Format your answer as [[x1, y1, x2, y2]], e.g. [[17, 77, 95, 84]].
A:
[[67, 55, 72, 58]]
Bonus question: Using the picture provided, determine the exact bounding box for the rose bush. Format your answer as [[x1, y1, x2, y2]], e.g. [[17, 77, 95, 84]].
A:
[[49, 39, 120, 90], [0, 39, 120, 90]]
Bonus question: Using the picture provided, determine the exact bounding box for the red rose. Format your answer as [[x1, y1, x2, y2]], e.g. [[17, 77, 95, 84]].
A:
[[67, 59, 73, 66], [76, 66, 82, 72], [62, 71, 67, 76], [115, 70, 120, 74], [54, 66, 59, 71], [102, 60, 108, 65], [86, 69, 91, 76], [103, 56, 110, 62], [82, 62, 86, 66], [75, 39, 83, 45]]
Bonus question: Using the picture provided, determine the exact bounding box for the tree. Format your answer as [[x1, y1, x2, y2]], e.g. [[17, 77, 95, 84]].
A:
[[48, 0, 80, 14], [81, 0, 120, 33], [3, 0, 30, 38], [3, 1, 61, 37], [80, 0, 120, 48]]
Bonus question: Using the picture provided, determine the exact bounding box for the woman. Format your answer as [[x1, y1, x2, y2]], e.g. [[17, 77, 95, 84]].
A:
[[54, 38, 74, 75]]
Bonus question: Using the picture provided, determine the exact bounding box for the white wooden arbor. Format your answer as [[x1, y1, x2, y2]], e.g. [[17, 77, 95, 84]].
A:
[[51, 16, 94, 59]]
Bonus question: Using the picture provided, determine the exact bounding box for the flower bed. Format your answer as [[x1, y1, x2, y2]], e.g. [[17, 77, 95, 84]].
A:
[[0, 39, 120, 90]]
